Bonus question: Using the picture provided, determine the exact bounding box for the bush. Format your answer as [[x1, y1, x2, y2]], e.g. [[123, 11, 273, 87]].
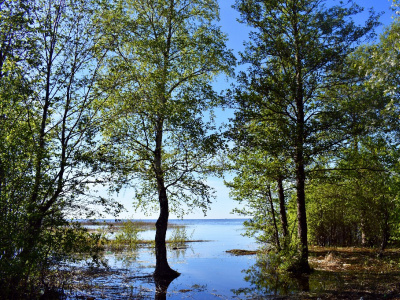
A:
[[111, 220, 141, 250], [168, 226, 193, 249]]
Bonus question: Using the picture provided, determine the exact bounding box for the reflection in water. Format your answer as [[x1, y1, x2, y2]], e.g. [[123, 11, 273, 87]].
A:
[[152, 246, 188, 299], [233, 255, 310, 298], [169, 245, 193, 260], [67, 220, 260, 299], [234, 254, 400, 299], [154, 275, 178, 300], [113, 249, 139, 268]]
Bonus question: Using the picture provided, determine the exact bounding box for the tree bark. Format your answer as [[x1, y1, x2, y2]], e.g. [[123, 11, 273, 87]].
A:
[[154, 185, 180, 278], [267, 186, 280, 251], [380, 203, 390, 253], [277, 176, 288, 242], [295, 158, 310, 272], [293, 3, 310, 272], [153, 118, 179, 279]]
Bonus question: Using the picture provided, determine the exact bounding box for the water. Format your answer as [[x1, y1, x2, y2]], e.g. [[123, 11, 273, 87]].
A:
[[67, 219, 259, 299]]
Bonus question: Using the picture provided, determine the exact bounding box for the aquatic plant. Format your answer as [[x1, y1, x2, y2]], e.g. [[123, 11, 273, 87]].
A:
[[168, 227, 193, 249], [111, 220, 142, 250]]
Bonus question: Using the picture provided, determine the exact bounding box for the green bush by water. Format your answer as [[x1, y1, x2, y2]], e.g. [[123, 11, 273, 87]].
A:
[[168, 226, 193, 249], [110, 220, 142, 250]]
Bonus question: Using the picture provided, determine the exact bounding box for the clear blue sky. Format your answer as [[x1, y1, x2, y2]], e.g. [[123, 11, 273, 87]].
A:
[[113, 0, 396, 220]]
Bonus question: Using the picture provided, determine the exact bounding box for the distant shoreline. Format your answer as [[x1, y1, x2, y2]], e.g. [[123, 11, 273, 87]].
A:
[[71, 218, 249, 226]]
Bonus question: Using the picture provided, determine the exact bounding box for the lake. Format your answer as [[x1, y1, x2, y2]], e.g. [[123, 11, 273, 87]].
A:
[[66, 219, 262, 299], [66, 219, 400, 299]]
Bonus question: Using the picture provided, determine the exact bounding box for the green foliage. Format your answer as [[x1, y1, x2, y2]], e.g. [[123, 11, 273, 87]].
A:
[[303, 12, 400, 250], [229, 0, 379, 270], [0, 221, 105, 299], [227, 151, 293, 250], [307, 136, 400, 248], [96, 0, 235, 217], [112, 220, 142, 250], [168, 226, 193, 249], [0, 0, 123, 296]]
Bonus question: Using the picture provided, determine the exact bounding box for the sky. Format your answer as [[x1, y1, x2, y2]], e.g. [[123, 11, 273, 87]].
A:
[[112, 0, 397, 220]]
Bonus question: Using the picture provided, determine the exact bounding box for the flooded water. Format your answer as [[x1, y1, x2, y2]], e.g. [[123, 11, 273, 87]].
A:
[[66, 219, 260, 299], [64, 219, 400, 299]]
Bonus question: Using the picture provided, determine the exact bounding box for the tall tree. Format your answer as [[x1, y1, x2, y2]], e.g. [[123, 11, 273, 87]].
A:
[[231, 0, 378, 271], [304, 3, 400, 251], [98, 0, 234, 278], [0, 0, 121, 292]]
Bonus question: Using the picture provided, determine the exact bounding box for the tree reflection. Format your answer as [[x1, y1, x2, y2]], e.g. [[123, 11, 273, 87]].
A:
[[153, 246, 188, 299], [232, 255, 310, 298], [154, 274, 178, 300], [114, 249, 139, 269], [169, 244, 193, 260]]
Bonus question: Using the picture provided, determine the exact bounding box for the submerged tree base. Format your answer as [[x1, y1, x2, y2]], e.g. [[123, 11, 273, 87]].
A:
[[153, 268, 180, 280]]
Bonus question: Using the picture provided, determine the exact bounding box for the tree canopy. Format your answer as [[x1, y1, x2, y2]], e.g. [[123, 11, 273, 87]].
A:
[[228, 0, 379, 271], [1, 0, 400, 295], [96, 0, 234, 277]]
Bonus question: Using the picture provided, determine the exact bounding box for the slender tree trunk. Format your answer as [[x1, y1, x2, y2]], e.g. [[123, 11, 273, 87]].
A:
[[295, 154, 309, 272], [18, 31, 55, 268], [360, 217, 367, 246], [277, 176, 288, 244], [294, 76, 310, 271], [153, 118, 179, 279], [380, 203, 390, 253], [267, 186, 280, 251], [293, 4, 310, 272], [154, 185, 179, 278]]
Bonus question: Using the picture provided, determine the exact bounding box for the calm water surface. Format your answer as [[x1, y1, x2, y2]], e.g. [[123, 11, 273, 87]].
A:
[[68, 219, 259, 299], [68, 218, 400, 299]]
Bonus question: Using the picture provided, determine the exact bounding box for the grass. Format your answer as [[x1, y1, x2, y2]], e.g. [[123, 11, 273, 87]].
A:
[[108, 220, 142, 250]]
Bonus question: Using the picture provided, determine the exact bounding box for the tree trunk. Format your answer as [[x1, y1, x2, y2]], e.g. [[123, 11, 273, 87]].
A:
[[277, 176, 288, 247], [154, 185, 180, 279], [360, 219, 367, 246], [293, 77, 310, 271], [295, 157, 310, 272], [267, 186, 280, 251], [153, 117, 179, 279], [293, 7, 310, 272], [380, 204, 390, 253]]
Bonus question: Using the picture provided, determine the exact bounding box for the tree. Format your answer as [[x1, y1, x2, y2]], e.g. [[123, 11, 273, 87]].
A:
[[97, 0, 234, 278], [227, 149, 292, 251], [306, 135, 400, 250], [0, 0, 122, 294], [305, 7, 400, 250], [358, 2, 400, 142], [231, 0, 378, 271]]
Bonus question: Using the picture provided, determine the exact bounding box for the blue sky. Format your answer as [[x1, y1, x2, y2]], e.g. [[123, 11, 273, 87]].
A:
[[113, 0, 397, 220]]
